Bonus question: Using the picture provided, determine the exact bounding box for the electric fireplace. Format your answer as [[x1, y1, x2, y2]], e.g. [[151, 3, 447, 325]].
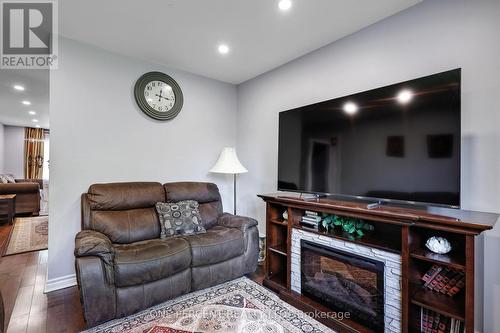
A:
[[301, 240, 385, 332]]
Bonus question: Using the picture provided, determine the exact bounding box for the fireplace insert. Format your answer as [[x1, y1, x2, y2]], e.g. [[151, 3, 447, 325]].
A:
[[301, 240, 385, 331]]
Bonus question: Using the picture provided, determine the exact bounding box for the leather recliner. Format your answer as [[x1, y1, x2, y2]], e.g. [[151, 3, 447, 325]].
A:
[[74, 181, 259, 327]]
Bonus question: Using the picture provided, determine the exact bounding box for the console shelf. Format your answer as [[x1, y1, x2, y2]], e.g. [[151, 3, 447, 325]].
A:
[[264, 202, 290, 292], [259, 193, 497, 333], [268, 243, 287, 256], [269, 218, 287, 226], [410, 248, 465, 271], [410, 285, 465, 321]]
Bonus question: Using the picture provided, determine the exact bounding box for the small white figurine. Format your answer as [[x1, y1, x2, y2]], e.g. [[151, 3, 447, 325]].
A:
[[425, 236, 452, 254], [282, 211, 288, 220]]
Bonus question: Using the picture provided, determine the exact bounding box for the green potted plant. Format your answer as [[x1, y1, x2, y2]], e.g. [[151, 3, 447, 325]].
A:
[[321, 214, 374, 240]]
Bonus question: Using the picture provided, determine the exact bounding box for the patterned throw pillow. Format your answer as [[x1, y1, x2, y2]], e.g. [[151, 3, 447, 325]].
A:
[[156, 200, 206, 238], [0, 174, 15, 183], [4, 174, 15, 183]]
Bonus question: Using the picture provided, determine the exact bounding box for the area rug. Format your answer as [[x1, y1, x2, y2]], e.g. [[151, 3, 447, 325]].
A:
[[82, 277, 336, 333], [3, 216, 48, 255]]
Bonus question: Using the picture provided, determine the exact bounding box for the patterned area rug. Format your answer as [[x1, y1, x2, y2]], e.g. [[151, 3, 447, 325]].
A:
[[82, 277, 335, 333], [3, 216, 48, 255]]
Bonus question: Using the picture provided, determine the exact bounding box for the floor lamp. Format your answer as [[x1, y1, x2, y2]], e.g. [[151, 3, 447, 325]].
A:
[[209, 147, 248, 215]]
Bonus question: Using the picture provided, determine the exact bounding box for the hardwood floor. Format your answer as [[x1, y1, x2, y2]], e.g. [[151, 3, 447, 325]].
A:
[[0, 221, 85, 333], [0, 249, 85, 333], [0, 223, 13, 254], [0, 221, 266, 333]]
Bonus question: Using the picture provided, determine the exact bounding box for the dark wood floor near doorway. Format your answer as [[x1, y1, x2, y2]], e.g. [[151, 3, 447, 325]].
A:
[[0, 249, 85, 333], [0, 222, 265, 333]]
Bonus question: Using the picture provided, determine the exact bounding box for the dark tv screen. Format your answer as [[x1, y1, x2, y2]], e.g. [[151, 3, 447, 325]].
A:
[[278, 69, 461, 207]]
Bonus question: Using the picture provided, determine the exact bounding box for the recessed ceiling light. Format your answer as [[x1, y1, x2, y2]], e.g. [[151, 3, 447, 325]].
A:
[[218, 44, 230, 55], [32, 119, 39, 123], [35, 125, 41, 128], [13, 85, 25, 91], [397, 89, 413, 104], [22, 100, 31, 105], [278, 0, 292, 11], [28, 110, 36, 115], [343, 102, 358, 115]]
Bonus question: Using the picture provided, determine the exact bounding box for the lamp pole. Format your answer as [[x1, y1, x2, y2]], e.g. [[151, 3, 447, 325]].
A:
[[233, 173, 237, 215]]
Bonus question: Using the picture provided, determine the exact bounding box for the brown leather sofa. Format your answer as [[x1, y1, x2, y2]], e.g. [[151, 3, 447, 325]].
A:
[[0, 179, 42, 215], [74, 181, 259, 327]]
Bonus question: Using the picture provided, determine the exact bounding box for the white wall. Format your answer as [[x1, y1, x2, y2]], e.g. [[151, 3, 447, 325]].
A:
[[236, 0, 500, 331], [48, 38, 238, 283], [3, 125, 25, 178]]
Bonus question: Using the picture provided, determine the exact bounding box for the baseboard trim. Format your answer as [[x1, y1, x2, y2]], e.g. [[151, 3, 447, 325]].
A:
[[44, 274, 77, 293]]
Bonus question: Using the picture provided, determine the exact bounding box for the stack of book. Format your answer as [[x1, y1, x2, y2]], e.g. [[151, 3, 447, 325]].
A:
[[420, 308, 464, 333], [300, 211, 321, 229], [421, 265, 465, 296]]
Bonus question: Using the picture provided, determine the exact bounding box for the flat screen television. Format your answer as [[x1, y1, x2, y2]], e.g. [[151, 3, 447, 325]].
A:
[[278, 69, 461, 207]]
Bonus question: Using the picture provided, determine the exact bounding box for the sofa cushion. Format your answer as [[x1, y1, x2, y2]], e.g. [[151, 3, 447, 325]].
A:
[[113, 238, 191, 287], [183, 226, 244, 267], [87, 182, 165, 211], [156, 200, 206, 238], [84, 182, 165, 243], [164, 182, 223, 229], [91, 208, 161, 244]]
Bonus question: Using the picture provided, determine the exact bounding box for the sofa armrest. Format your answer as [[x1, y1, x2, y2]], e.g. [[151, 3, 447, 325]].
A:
[[217, 213, 258, 233], [75, 230, 115, 286], [75, 257, 117, 327], [75, 230, 114, 265]]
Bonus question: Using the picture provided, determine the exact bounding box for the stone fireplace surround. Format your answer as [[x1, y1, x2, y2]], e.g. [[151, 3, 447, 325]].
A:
[[291, 228, 402, 333]]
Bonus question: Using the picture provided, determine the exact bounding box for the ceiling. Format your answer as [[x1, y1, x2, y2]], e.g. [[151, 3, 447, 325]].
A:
[[60, 0, 422, 84], [1, 0, 422, 128], [0, 69, 50, 129]]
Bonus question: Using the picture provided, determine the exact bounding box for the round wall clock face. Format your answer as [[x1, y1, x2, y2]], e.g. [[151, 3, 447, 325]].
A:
[[134, 72, 184, 121], [144, 80, 176, 112]]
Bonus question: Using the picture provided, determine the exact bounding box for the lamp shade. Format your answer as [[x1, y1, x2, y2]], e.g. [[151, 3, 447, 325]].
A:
[[209, 147, 248, 174]]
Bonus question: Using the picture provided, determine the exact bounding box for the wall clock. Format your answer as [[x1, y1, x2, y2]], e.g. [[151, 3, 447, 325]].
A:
[[134, 72, 184, 121]]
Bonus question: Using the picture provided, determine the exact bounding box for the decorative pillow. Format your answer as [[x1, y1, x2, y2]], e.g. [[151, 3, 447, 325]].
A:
[[5, 174, 15, 183], [0, 174, 15, 183], [156, 200, 206, 238]]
